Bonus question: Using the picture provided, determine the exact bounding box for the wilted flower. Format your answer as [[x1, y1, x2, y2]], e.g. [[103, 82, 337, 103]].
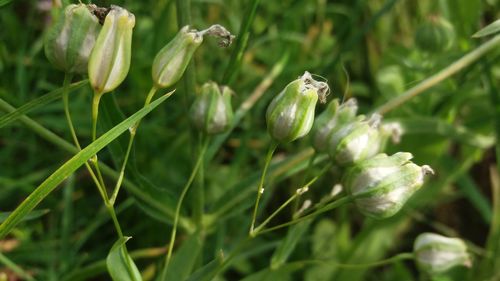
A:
[[88, 5, 135, 95], [266, 71, 329, 143], [190, 82, 234, 135], [152, 25, 234, 89], [44, 4, 100, 74], [327, 114, 381, 165], [343, 152, 433, 219], [414, 232, 471, 275], [312, 98, 358, 153]]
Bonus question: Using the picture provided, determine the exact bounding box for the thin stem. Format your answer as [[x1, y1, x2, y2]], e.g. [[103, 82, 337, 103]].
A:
[[375, 34, 500, 115], [293, 152, 317, 213], [110, 86, 158, 205], [193, 133, 205, 227], [256, 196, 353, 236], [61, 73, 80, 149], [91, 92, 101, 142], [161, 137, 210, 280], [252, 163, 332, 236], [249, 141, 278, 234]]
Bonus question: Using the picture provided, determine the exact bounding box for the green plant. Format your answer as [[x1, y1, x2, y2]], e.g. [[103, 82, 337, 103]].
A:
[[1, 1, 500, 281]]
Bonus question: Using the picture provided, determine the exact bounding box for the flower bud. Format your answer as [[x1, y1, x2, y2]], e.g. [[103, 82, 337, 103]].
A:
[[312, 98, 358, 153], [44, 4, 100, 74], [152, 25, 234, 89], [343, 152, 433, 218], [266, 72, 329, 143], [190, 82, 234, 135], [327, 114, 381, 165], [88, 5, 135, 95], [414, 233, 471, 275], [415, 16, 455, 53]]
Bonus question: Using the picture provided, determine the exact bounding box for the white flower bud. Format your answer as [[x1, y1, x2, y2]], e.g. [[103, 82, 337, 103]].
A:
[[414, 233, 471, 275]]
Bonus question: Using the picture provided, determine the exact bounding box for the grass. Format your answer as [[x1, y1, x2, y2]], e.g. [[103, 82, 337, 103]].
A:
[[0, 0, 499, 280]]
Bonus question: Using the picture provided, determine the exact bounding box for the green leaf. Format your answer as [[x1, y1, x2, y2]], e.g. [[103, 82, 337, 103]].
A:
[[0, 92, 172, 239], [0, 209, 49, 223], [473, 19, 500, 38], [185, 254, 224, 281], [106, 237, 142, 281], [0, 80, 88, 129], [163, 234, 202, 281], [270, 221, 311, 269]]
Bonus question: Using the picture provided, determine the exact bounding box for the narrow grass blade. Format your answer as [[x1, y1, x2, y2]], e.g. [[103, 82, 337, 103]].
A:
[[0, 209, 49, 223], [473, 19, 500, 38], [0, 80, 88, 129], [0, 92, 172, 239]]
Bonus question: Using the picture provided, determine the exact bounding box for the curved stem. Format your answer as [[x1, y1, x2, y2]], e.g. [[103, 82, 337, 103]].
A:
[[252, 163, 333, 235], [249, 141, 278, 234], [161, 137, 210, 280], [293, 152, 317, 212], [110, 86, 158, 205], [61, 73, 80, 149], [256, 196, 353, 236]]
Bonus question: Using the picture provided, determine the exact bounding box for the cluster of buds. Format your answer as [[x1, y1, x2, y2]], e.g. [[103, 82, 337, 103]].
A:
[[190, 82, 234, 135], [413, 233, 472, 275]]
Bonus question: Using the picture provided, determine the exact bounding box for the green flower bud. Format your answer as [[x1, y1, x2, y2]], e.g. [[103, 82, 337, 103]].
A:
[[44, 4, 100, 74], [312, 98, 358, 153], [327, 114, 381, 165], [88, 5, 135, 95], [415, 16, 455, 53], [190, 82, 234, 135], [414, 233, 472, 275], [266, 72, 329, 143], [152, 25, 234, 89], [343, 152, 433, 218]]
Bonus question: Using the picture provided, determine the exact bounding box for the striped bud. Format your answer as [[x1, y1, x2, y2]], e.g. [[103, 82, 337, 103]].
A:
[[327, 114, 381, 165], [266, 72, 329, 143], [312, 98, 358, 153], [152, 25, 233, 89], [415, 16, 455, 53], [190, 82, 234, 135], [88, 5, 135, 95], [414, 233, 471, 275], [343, 152, 433, 219], [44, 4, 100, 74]]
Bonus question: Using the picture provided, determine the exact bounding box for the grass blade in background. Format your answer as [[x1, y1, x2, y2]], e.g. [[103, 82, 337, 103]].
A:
[[0, 92, 172, 239]]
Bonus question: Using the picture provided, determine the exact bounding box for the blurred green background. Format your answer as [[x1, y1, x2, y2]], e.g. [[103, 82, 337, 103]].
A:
[[1, 0, 500, 280]]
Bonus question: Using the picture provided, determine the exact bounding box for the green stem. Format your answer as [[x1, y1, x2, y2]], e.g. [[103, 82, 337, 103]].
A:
[[110, 86, 158, 205], [0, 252, 36, 281], [375, 34, 500, 115], [61, 73, 80, 149], [252, 163, 332, 236], [249, 141, 278, 234], [91, 92, 101, 143], [293, 152, 317, 213], [193, 134, 205, 227], [256, 196, 353, 236], [280, 252, 414, 269], [161, 137, 210, 280]]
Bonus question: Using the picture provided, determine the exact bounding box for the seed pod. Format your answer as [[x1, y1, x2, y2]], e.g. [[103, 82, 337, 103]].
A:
[[152, 25, 234, 89], [190, 82, 234, 135], [312, 98, 358, 153], [44, 4, 100, 74], [327, 114, 381, 165], [415, 16, 455, 53], [266, 72, 329, 143], [88, 5, 135, 95], [343, 152, 433, 218], [414, 233, 471, 275]]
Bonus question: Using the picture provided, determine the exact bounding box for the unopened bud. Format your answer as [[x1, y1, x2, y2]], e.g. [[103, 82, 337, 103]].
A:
[[328, 114, 381, 165], [415, 15, 455, 53], [152, 25, 233, 89], [44, 4, 100, 74], [343, 152, 433, 219], [312, 98, 358, 152], [88, 5, 135, 95], [266, 71, 329, 143], [414, 233, 471, 275], [190, 82, 234, 135]]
